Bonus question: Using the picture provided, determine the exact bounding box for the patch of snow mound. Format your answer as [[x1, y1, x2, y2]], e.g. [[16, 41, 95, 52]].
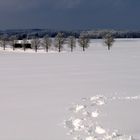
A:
[[82, 111, 90, 117], [70, 104, 86, 113], [75, 105, 85, 113], [96, 100, 105, 106], [95, 126, 106, 134], [111, 135, 134, 140], [91, 110, 99, 118], [85, 136, 95, 140], [90, 95, 106, 106], [63, 95, 137, 140], [73, 119, 82, 128], [110, 96, 140, 101], [90, 95, 105, 101], [124, 96, 140, 100]]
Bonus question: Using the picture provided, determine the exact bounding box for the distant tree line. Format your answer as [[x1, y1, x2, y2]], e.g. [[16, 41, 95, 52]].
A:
[[0, 32, 115, 52], [0, 33, 91, 52], [0, 29, 140, 39]]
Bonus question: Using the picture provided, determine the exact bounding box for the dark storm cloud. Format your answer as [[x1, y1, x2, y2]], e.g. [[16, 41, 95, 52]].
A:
[[0, 0, 140, 30]]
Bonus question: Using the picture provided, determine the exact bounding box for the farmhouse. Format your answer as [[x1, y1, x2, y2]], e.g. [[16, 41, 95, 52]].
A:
[[14, 40, 32, 49]]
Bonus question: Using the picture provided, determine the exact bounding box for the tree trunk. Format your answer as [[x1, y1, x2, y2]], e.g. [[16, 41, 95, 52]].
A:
[[71, 46, 73, 52], [59, 45, 61, 52], [83, 46, 85, 51], [46, 46, 48, 52], [35, 46, 37, 52], [13, 46, 15, 51], [23, 45, 26, 51], [108, 45, 111, 50], [58, 41, 61, 52]]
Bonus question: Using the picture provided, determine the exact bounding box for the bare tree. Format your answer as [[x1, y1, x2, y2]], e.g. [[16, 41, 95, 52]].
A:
[[78, 35, 90, 51], [67, 36, 76, 52], [104, 33, 115, 50], [54, 33, 65, 52], [0, 35, 8, 50], [31, 37, 40, 52], [9, 35, 18, 51], [43, 35, 52, 52]]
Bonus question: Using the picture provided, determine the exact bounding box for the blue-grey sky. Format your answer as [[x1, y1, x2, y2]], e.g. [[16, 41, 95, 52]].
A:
[[0, 0, 140, 30]]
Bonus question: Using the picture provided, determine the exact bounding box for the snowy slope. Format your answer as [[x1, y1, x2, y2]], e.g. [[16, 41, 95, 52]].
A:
[[0, 39, 140, 140]]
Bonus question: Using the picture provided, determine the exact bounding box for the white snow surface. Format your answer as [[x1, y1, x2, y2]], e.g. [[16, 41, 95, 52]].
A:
[[0, 39, 140, 140]]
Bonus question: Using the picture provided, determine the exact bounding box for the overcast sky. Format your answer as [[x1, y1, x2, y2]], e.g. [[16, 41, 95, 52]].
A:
[[0, 0, 139, 30]]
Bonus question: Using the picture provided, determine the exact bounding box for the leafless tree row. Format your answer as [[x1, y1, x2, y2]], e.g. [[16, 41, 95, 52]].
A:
[[0, 33, 115, 52], [31, 33, 91, 52]]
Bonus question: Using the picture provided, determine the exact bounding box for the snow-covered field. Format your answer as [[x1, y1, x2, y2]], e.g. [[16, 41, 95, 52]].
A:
[[0, 39, 140, 140]]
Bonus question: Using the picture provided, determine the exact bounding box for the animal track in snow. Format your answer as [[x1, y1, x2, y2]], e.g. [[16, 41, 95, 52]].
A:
[[63, 95, 139, 140]]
